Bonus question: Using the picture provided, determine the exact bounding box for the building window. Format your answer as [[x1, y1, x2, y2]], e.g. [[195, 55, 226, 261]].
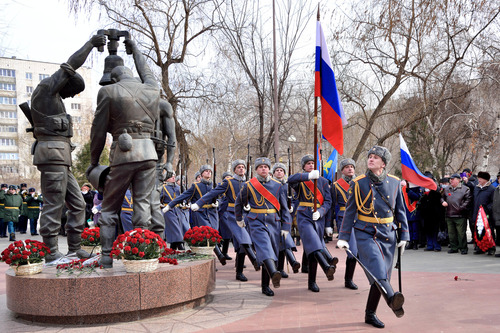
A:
[[0, 138, 16, 146], [0, 111, 17, 118], [26, 72, 33, 80], [71, 103, 81, 110], [0, 165, 18, 173], [0, 68, 15, 77], [0, 83, 16, 91], [39, 74, 50, 80], [0, 97, 17, 105], [0, 153, 19, 160], [0, 126, 17, 132], [73, 116, 82, 123], [26, 86, 33, 93]]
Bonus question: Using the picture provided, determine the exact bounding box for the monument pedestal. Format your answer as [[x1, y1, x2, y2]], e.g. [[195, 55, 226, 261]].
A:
[[6, 259, 216, 324]]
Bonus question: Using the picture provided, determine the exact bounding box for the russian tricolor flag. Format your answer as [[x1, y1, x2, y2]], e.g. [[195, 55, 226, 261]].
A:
[[400, 133, 437, 190], [315, 21, 347, 155]]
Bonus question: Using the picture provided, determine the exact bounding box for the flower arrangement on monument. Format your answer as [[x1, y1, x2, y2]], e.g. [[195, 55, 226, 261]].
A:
[[1, 239, 50, 275], [1, 239, 49, 266], [184, 226, 222, 247], [56, 258, 101, 277], [159, 247, 179, 265], [111, 228, 166, 260], [81, 227, 100, 246]]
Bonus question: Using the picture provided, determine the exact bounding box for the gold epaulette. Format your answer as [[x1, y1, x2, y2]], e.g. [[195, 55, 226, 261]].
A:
[[352, 174, 366, 182], [388, 174, 400, 181]]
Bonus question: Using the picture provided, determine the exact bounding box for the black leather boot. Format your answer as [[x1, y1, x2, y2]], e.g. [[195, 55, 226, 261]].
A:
[[321, 247, 339, 267], [177, 242, 185, 251], [222, 239, 232, 260], [365, 284, 384, 328], [378, 279, 405, 318], [285, 248, 301, 273], [295, 235, 301, 246], [235, 252, 248, 281], [344, 257, 358, 290], [278, 250, 288, 278], [308, 254, 319, 292], [213, 244, 227, 265], [242, 244, 260, 271], [263, 258, 281, 288], [261, 268, 274, 296], [301, 251, 309, 273], [314, 250, 335, 280]]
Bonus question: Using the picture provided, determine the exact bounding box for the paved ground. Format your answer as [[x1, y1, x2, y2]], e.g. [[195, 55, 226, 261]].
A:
[[1, 233, 500, 332]]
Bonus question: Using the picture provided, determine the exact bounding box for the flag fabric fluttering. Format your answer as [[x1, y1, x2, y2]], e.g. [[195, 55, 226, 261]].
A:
[[400, 133, 437, 190], [315, 21, 347, 155], [322, 149, 338, 182], [316, 143, 322, 172]]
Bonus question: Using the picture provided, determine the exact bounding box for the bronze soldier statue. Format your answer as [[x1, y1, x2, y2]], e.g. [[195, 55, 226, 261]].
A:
[[27, 35, 106, 262], [86, 38, 161, 268]]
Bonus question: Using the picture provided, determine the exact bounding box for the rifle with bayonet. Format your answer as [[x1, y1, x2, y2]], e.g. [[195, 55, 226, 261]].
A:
[[287, 147, 293, 210], [212, 147, 217, 203]]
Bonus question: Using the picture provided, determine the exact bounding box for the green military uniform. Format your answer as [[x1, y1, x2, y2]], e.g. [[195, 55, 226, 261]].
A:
[[26, 190, 43, 235], [0, 187, 23, 241], [0, 184, 6, 237]]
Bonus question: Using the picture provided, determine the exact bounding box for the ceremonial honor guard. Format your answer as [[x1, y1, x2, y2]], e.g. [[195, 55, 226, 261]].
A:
[[18, 183, 29, 234], [288, 155, 336, 293], [217, 171, 233, 261], [235, 157, 292, 296], [160, 173, 185, 250], [164, 165, 226, 264], [194, 160, 259, 281], [331, 158, 358, 290], [26, 188, 43, 236], [272, 162, 301, 277], [121, 189, 134, 232], [175, 176, 191, 235], [337, 146, 408, 329]]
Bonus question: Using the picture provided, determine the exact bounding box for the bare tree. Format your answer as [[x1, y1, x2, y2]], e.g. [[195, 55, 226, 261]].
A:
[[215, 0, 314, 157], [68, 0, 223, 171], [330, 0, 500, 162]]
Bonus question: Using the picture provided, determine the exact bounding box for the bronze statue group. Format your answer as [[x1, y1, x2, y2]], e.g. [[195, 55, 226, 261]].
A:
[[20, 33, 408, 329]]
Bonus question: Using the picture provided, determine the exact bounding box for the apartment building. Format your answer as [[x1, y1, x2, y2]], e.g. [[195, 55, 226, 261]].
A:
[[0, 57, 94, 180]]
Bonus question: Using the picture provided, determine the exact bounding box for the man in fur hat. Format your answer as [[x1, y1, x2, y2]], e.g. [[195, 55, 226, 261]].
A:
[[337, 146, 408, 328]]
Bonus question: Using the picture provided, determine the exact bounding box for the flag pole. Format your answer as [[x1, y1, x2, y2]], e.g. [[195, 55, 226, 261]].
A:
[[313, 5, 320, 213]]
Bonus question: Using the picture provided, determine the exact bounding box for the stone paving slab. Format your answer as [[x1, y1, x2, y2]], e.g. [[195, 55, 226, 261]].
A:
[[1, 234, 500, 332]]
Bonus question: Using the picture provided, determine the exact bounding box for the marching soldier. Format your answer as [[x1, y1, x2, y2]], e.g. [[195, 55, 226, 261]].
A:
[[288, 155, 336, 293], [164, 164, 226, 265], [26, 188, 43, 236], [175, 175, 191, 235], [0, 185, 23, 241], [194, 160, 259, 282], [235, 157, 292, 296], [217, 171, 233, 261], [331, 158, 359, 290], [0, 183, 8, 238], [337, 146, 408, 329], [160, 173, 185, 250], [272, 162, 301, 277]]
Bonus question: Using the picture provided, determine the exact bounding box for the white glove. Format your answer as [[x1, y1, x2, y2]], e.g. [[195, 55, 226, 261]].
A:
[[337, 239, 349, 250], [397, 240, 407, 256], [243, 204, 251, 212], [185, 203, 191, 209], [211, 201, 219, 208], [308, 170, 319, 180], [237, 220, 246, 228], [191, 203, 200, 212], [288, 206, 294, 214], [325, 227, 333, 237], [162, 205, 171, 213], [281, 230, 289, 237], [91, 207, 99, 214], [312, 211, 321, 221]]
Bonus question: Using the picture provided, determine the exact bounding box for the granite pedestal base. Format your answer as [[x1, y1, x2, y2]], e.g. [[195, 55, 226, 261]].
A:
[[6, 258, 216, 324]]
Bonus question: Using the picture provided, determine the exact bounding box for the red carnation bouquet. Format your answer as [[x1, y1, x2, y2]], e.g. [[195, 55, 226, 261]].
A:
[[184, 226, 222, 247], [1, 239, 50, 266], [111, 228, 167, 260], [81, 227, 100, 246]]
